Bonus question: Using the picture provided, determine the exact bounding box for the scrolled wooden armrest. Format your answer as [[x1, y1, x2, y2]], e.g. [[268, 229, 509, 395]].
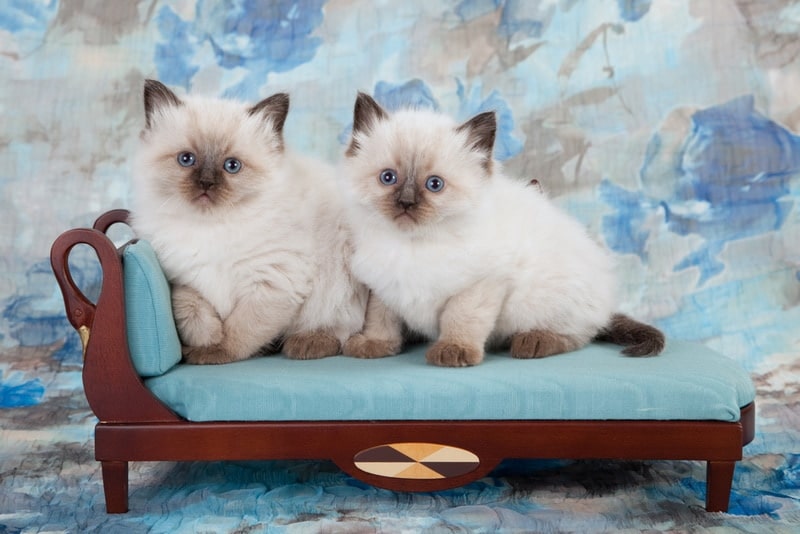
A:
[[50, 211, 177, 423], [50, 227, 110, 342]]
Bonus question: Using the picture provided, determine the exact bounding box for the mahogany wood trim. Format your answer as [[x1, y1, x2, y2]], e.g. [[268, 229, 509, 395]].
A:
[[93, 209, 131, 233], [92, 406, 752, 512], [706, 461, 736, 513], [50, 228, 97, 335], [741, 399, 756, 445], [94, 414, 751, 464], [101, 461, 129, 514], [93, 403, 752, 502]]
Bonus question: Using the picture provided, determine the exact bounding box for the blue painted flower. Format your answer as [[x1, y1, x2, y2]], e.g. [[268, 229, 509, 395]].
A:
[[155, 0, 327, 98], [0, 0, 59, 54], [337, 79, 439, 145], [51, 333, 84, 363], [5, 261, 75, 348], [3, 293, 70, 348], [455, 0, 501, 21], [0, 370, 44, 408], [339, 78, 522, 162], [499, 0, 552, 39], [154, 7, 200, 90], [455, 0, 548, 39], [0, 0, 58, 34], [775, 454, 800, 490], [2, 256, 101, 363], [604, 95, 799, 285], [457, 79, 523, 161], [677, 96, 798, 206], [775, 454, 800, 494], [617, 0, 652, 22], [373, 79, 439, 112], [598, 180, 654, 258], [678, 476, 782, 517], [664, 95, 797, 283]]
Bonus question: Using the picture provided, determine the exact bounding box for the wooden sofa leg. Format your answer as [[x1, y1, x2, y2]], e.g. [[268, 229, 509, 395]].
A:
[[705, 461, 735, 512], [101, 461, 129, 513]]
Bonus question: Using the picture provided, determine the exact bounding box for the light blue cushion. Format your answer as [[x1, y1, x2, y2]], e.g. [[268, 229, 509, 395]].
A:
[[144, 340, 755, 422], [123, 240, 182, 377]]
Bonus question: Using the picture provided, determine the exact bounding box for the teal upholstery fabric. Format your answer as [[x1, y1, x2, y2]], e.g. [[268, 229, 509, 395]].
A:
[[144, 340, 755, 422], [122, 240, 182, 377]]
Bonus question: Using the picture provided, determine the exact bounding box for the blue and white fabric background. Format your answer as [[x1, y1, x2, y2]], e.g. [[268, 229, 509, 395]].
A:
[[1, 1, 799, 532]]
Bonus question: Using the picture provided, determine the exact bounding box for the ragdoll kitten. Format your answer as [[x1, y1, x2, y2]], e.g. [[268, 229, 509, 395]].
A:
[[341, 93, 664, 367], [131, 80, 367, 364]]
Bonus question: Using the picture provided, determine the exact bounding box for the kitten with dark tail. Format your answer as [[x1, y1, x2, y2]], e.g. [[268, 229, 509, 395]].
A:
[[340, 92, 664, 367]]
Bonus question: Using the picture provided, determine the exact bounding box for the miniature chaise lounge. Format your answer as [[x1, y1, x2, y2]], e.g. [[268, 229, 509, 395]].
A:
[[51, 209, 756, 514]]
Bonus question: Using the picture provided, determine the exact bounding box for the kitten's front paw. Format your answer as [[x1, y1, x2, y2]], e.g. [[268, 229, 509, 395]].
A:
[[510, 330, 583, 359], [172, 286, 223, 347], [426, 340, 483, 367], [179, 317, 223, 348], [343, 334, 400, 359], [182, 344, 236, 365], [283, 331, 341, 360]]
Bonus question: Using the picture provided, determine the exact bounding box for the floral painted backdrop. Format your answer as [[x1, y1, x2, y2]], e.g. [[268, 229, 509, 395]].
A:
[[1, 1, 799, 531]]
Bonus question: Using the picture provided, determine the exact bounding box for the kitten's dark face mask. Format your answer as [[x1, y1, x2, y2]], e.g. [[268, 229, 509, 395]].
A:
[[374, 165, 445, 229], [346, 92, 498, 231], [140, 79, 291, 214], [175, 149, 241, 209]]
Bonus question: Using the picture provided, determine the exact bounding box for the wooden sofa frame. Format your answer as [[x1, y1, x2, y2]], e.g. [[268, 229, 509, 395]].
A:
[[51, 209, 755, 514]]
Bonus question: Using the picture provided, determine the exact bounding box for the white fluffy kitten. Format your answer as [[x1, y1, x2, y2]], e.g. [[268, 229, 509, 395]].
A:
[[341, 93, 664, 367], [131, 80, 367, 364]]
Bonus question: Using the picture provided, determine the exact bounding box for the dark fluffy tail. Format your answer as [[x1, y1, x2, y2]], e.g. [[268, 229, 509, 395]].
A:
[[594, 313, 665, 356]]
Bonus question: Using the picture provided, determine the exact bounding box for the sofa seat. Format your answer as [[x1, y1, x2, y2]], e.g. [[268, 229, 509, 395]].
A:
[[144, 340, 755, 422]]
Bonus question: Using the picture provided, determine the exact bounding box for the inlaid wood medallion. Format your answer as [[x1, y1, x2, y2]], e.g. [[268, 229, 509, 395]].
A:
[[354, 442, 480, 480]]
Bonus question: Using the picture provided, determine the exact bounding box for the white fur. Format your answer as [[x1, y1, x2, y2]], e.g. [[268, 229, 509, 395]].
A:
[[132, 93, 366, 360], [342, 108, 617, 348]]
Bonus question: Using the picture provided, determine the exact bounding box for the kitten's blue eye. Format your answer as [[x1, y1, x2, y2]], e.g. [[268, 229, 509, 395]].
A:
[[223, 158, 242, 174], [425, 175, 445, 192], [379, 169, 398, 185], [177, 152, 196, 167]]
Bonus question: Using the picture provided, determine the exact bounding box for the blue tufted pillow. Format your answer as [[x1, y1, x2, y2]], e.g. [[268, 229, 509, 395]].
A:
[[122, 240, 182, 377]]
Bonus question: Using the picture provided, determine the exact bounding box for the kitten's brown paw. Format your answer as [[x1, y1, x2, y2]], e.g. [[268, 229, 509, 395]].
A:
[[182, 344, 236, 365], [172, 286, 223, 347], [426, 340, 483, 367], [283, 331, 341, 360], [343, 334, 401, 359], [178, 317, 223, 348], [510, 330, 583, 359]]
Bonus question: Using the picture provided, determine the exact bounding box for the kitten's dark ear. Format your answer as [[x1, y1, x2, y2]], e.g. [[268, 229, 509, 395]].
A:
[[456, 111, 496, 173], [347, 92, 388, 156], [143, 79, 182, 129], [248, 93, 290, 149]]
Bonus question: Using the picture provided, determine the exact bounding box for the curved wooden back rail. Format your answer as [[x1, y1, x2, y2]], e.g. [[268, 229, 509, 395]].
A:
[[50, 210, 755, 514], [93, 208, 134, 234]]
